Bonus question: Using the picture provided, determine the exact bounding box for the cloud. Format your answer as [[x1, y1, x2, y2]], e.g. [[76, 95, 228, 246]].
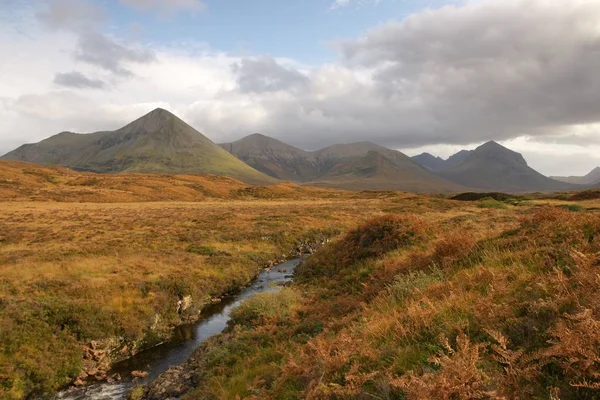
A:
[[232, 56, 309, 94], [331, 0, 351, 9], [53, 71, 106, 89], [119, 0, 205, 14], [75, 31, 156, 76], [36, 0, 106, 31], [4, 0, 600, 176], [332, 0, 600, 147]]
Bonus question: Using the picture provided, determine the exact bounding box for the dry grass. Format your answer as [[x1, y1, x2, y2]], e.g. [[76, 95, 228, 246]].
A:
[[183, 206, 600, 400], [0, 160, 506, 399]]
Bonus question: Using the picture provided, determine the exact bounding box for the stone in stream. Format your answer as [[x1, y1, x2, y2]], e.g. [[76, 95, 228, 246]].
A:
[[131, 370, 149, 379]]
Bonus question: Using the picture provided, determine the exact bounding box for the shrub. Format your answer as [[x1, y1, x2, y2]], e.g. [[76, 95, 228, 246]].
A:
[[477, 198, 508, 209], [344, 214, 428, 261], [557, 204, 585, 212], [297, 215, 428, 281], [185, 244, 230, 257]]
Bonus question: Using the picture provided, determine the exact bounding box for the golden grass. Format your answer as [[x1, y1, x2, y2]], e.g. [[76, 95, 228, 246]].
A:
[[4, 160, 592, 399]]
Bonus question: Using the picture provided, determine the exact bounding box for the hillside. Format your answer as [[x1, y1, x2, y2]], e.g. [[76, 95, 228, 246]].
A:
[[222, 137, 465, 193], [411, 152, 447, 171], [219, 134, 320, 181], [552, 167, 600, 184], [309, 145, 466, 193], [439, 141, 580, 192], [1, 109, 276, 185], [0, 160, 335, 202]]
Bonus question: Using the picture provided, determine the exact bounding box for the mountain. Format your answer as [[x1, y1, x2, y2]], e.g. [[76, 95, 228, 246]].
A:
[[446, 150, 471, 166], [222, 136, 466, 193], [411, 153, 447, 171], [552, 167, 600, 185], [412, 150, 476, 171], [219, 134, 320, 181], [1, 109, 276, 184], [439, 141, 579, 192], [310, 144, 466, 193]]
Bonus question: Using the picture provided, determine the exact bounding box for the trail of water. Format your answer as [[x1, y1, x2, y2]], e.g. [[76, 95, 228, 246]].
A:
[[55, 259, 301, 400]]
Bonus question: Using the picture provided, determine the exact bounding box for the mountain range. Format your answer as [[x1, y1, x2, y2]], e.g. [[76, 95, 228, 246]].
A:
[[551, 167, 600, 185], [219, 135, 465, 192], [2, 108, 594, 193]]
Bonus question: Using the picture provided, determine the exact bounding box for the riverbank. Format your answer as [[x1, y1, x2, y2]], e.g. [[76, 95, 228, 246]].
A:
[[2, 194, 446, 399], [55, 259, 302, 400]]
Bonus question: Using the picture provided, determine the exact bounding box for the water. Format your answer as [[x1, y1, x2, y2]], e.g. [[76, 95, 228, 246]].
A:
[[55, 258, 301, 400]]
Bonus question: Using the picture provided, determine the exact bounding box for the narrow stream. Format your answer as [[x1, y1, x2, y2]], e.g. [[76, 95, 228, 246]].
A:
[[55, 258, 301, 400]]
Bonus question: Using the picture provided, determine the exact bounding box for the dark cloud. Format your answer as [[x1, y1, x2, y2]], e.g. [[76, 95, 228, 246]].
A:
[[215, 0, 600, 151], [53, 71, 106, 89], [326, 0, 600, 147], [75, 31, 156, 76], [232, 56, 309, 94]]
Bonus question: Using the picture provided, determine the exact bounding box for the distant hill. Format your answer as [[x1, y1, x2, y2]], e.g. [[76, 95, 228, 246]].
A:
[[309, 143, 465, 193], [1, 109, 276, 185], [439, 141, 580, 192], [411, 153, 447, 171], [222, 137, 465, 193], [411, 149, 475, 171], [219, 134, 320, 181], [552, 167, 600, 185]]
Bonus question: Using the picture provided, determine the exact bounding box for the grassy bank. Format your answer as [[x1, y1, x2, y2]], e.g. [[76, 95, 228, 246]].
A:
[[175, 206, 600, 400], [0, 161, 487, 398]]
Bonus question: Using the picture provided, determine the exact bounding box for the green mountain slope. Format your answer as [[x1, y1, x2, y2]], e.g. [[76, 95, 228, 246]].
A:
[[2, 109, 276, 184]]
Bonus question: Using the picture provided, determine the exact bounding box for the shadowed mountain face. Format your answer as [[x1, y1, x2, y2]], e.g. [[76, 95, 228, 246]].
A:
[[411, 153, 447, 171], [552, 167, 600, 185], [221, 137, 465, 193], [439, 141, 580, 192], [219, 134, 321, 181], [1, 109, 276, 184]]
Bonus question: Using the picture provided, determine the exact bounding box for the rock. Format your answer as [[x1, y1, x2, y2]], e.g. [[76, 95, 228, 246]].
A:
[[74, 378, 86, 387], [131, 370, 149, 379], [89, 341, 98, 350], [87, 368, 98, 377], [112, 373, 122, 381], [91, 349, 105, 361], [181, 295, 192, 312]]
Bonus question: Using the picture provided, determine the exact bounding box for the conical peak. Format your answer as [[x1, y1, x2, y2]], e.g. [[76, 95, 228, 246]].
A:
[[477, 140, 503, 150]]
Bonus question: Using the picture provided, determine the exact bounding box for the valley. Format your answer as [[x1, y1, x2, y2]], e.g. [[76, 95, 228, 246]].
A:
[[1, 160, 600, 399]]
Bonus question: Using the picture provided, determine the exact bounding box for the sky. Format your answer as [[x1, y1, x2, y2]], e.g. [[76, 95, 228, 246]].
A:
[[2, 0, 600, 176]]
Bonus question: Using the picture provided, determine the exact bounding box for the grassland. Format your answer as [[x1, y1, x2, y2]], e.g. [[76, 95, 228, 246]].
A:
[[0, 161, 475, 399], [2, 161, 600, 399], [146, 195, 600, 399]]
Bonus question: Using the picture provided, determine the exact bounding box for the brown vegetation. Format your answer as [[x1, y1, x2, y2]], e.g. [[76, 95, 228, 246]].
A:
[[178, 206, 600, 400]]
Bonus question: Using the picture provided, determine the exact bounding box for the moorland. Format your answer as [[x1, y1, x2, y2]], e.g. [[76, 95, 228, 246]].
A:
[[2, 160, 600, 399]]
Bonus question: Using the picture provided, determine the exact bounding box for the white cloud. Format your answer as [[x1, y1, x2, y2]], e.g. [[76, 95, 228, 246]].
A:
[[331, 0, 351, 9], [3, 0, 600, 176]]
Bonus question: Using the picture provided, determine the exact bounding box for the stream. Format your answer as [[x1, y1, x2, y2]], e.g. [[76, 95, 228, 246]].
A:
[[55, 258, 301, 400]]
